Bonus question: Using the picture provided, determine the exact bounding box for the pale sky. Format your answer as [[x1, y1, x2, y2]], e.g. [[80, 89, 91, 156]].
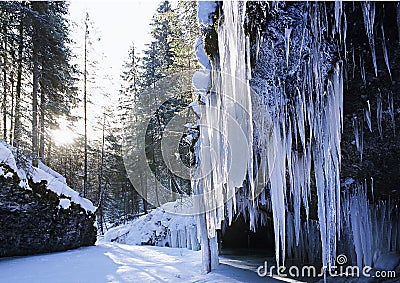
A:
[[68, 0, 161, 80], [61, 0, 162, 141]]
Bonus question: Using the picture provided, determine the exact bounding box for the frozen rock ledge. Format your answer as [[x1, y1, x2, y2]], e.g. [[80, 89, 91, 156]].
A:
[[0, 141, 97, 257]]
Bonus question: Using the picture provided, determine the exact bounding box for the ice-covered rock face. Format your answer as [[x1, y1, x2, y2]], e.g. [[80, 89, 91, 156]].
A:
[[199, 0, 400, 270], [247, 1, 345, 268], [104, 201, 200, 251], [0, 142, 96, 257]]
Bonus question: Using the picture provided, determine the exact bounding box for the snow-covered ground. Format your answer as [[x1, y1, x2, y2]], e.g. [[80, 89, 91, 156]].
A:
[[0, 242, 288, 283]]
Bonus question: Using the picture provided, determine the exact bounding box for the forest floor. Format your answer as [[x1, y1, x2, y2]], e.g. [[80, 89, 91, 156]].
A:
[[0, 242, 291, 282]]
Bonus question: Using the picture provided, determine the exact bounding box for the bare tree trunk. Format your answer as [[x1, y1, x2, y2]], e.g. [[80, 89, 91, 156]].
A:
[[39, 91, 45, 160], [13, 20, 23, 150], [2, 21, 8, 141], [31, 36, 39, 167], [141, 173, 148, 214], [83, 12, 89, 197], [9, 73, 14, 144], [97, 113, 106, 234], [46, 139, 52, 165]]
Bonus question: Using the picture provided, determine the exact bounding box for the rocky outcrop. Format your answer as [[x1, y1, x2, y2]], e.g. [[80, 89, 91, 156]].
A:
[[0, 143, 96, 257]]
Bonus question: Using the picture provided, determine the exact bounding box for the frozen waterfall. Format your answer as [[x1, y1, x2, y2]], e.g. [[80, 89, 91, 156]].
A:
[[195, 0, 399, 273]]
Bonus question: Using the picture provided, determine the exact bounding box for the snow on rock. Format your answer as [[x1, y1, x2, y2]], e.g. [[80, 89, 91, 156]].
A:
[[0, 166, 14, 179], [38, 160, 66, 183], [58, 198, 71, 210], [0, 141, 97, 257], [194, 37, 211, 70], [197, 1, 217, 29], [0, 141, 95, 213], [30, 166, 95, 213], [104, 201, 200, 251], [192, 68, 210, 90], [0, 141, 26, 181]]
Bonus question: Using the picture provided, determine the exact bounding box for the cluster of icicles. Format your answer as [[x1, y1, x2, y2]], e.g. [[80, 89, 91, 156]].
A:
[[194, 0, 399, 270]]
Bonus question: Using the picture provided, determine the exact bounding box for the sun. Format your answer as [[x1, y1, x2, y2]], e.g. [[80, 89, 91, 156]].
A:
[[50, 128, 77, 145]]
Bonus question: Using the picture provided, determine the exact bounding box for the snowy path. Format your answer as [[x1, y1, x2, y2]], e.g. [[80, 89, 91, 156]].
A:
[[0, 242, 286, 283]]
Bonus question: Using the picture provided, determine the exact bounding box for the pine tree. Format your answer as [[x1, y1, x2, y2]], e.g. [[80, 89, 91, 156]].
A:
[[37, 2, 77, 162], [12, 3, 25, 151], [0, 2, 77, 165], [174, 1, 199, 70], [151, 1, 175, 72], [118, 0, 199, 213], [141, 0, 176, 88]]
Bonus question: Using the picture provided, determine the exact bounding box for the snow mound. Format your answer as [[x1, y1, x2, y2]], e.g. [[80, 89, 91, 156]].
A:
[[0, 141, 95, 213], [103, 201, 200, 251], [194, 37, 211, 70]]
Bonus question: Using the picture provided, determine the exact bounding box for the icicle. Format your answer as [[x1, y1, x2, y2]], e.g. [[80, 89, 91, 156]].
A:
[[371, 177, 374, 203], [194, 1, 259, 269], [362, 2, 377, 76], [377, 89, 383, 139], [353, 116, 360, 152], [360, 55, 366, 85], [360, 116, 364, 162], [388, 91, 395, 135], [334, 0, 342, 40], [352, 47, 356, 79], [296, 88, 306, 150], [380, 22, 392, 80], [269, 126, 287, 266], [365, 100, 372, 132], [285, 27, 292, 68], [342, 183, 400, 268], [298, 16, 307, 67], [255, 29, 261, 62]]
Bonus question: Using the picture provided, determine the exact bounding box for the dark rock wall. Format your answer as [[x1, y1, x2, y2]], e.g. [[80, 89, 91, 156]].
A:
[[0, 164, 97, 257], [340, 2, 400, 200]]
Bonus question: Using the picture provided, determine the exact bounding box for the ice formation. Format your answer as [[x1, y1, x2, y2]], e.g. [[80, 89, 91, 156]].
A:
[[377, 89, 383, 139], [104, 201, 200, 251], [195, 0, 399, 272], [341, 182, 400, 268], [380, 23, 392, 80], [195, 1, 344, 268], [362, 1, 377, 76], [365, 100, 372, 132]]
